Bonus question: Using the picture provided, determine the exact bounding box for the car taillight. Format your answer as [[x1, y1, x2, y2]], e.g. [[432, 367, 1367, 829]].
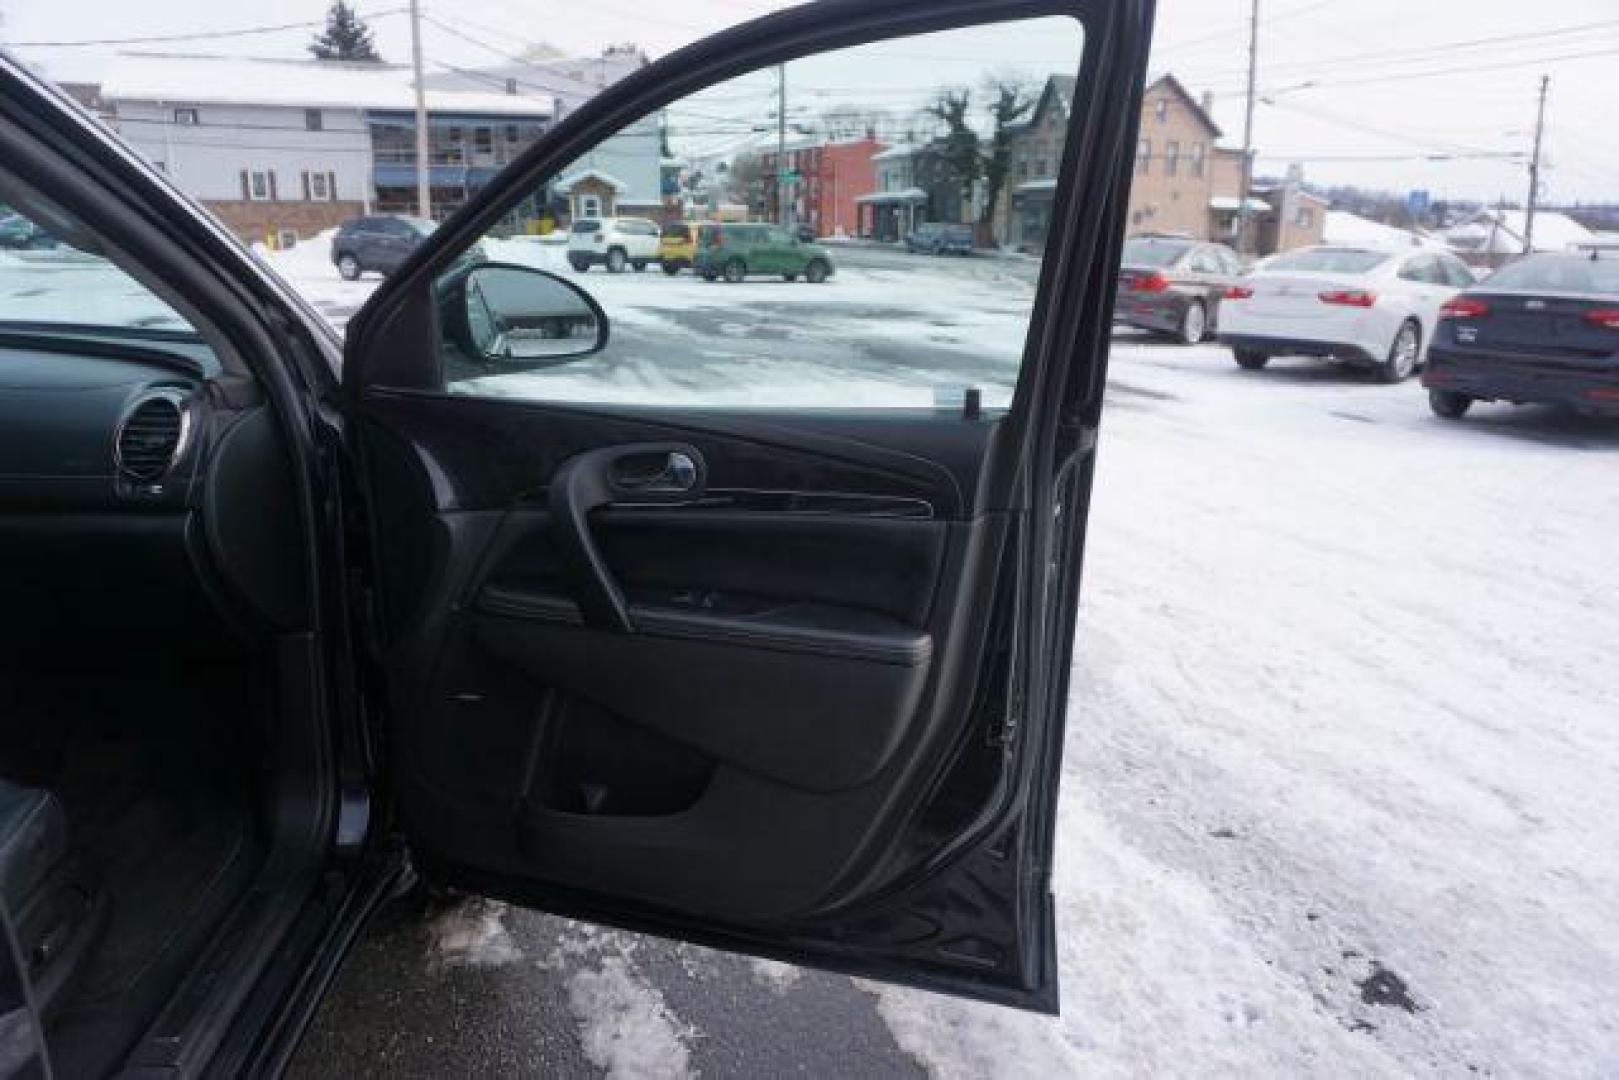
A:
[[1131, 270, 1169, 293], [1319, 289, 1377, 308], [1223, 285, 1254, 300], [1582, 309, 1619, 330], [1440, 297, 1489, 319]]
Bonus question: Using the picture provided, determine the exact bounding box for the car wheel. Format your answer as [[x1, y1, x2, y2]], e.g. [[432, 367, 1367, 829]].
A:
[[606, 247, 628, 274], [700, 270, 717, 282], [1233, 348, 1269, 370], [784, 274, 797, 282], [336, 253, 362, 281], [1379, 320, 1421, 383], [1428, 389, 1473, 419], [723, 258, 746, 283], [569, 256, 590, 272], [661, 262, 680, 276], [805, 259, 830, 284], [1178, 300, 1208, 345], [632, 260, 647, 272]]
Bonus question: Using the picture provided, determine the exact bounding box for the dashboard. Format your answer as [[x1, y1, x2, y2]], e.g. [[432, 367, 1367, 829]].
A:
[[0, 330, 307, 656]]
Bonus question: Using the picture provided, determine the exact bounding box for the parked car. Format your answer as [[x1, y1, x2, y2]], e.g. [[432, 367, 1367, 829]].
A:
[[692, 222, 835, 282], [1113, 235, 1244, 344], [659, 220, 696, 274], [567, 216, 661, 273], [331, 214, 437, 280], [1217, 245, 1474, 382], [906, 222, 974, 256], [0, 2, 1152, 1071], [1423, 252, 1619, 418]]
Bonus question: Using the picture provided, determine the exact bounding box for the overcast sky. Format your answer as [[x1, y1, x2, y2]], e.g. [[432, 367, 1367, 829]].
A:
[[6, 0, 1617, 202]]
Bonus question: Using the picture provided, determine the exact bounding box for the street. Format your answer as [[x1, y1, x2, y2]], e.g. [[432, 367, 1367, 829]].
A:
[[271, 240, 1619, 1078]]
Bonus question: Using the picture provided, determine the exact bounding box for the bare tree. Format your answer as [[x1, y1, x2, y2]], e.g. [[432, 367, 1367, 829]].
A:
[[924, 90, 981, 219], [979, 77, 1037, 230]]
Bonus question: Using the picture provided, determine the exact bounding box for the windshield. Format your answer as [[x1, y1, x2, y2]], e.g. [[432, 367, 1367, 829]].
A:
[[1481, 255, 1619, 295], [1123, 239, 1192, 267], [1265, 248, 1391, 274], [402, 216, 438, 236], [0, 197, 197, 335]]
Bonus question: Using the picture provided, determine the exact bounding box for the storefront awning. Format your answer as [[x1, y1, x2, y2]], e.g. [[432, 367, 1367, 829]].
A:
[[856, 188, 927, 204]]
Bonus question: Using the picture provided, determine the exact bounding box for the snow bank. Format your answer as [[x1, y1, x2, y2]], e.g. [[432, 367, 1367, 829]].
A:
[[1323, 211, 1445, 252]]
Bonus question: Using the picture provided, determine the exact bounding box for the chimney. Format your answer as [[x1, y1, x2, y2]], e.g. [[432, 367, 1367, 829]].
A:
[[1202, 91, 1215, 115]]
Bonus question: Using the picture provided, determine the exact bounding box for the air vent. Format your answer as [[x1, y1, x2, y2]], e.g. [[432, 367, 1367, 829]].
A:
[[116, 391, 190, 482]]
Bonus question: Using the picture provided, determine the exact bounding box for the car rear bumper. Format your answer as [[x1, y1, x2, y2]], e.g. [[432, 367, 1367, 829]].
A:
[[1114, 292, 1188, 333], [1217, 333, 1379, 363], [1424, 347, 1619, 413]]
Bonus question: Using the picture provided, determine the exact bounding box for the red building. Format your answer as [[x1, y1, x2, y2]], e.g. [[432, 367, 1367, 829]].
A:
[[760, 134, 883, 238]]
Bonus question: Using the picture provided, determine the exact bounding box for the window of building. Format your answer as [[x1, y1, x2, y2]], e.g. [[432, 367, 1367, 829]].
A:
[[1137, 138, 1151, 175], [305, 109, 323, 132], [505, 124, 520, 143], [276, 228, 299, 249], [1294, 205, 1314, 229], [1190, 142, 1206, 178], [1165, 140, 1180, 178], [474, 127, 494, 158], [247, 169, 272, 201], [1154, 98, 1167, 123], [308, 171, 332, 201], [173, 107, 199, 126]]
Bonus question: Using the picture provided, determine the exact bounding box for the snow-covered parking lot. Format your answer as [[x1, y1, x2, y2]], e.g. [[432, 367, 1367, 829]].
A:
[[275, 238, 1619, 1077]]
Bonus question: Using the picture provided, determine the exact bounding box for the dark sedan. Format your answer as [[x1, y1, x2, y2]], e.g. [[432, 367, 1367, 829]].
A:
[[1424, 253, 1619, 418], [1114, 235, 1244, 344]]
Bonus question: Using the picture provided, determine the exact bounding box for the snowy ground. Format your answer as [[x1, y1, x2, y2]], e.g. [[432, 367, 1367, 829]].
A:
[[276, 236, 1619, 1078]]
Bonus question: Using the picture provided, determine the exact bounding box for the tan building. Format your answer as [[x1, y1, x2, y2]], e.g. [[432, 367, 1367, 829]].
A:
[[1127, 75, 1246, 242], [1255, 167, 1329, 253]]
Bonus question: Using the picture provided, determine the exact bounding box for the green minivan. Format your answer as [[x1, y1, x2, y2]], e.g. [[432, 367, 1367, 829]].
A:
[[693, 222, 835, 283]]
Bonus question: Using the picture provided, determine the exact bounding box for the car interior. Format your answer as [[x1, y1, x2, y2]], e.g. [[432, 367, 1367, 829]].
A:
[[0, 172, 324, 1074]]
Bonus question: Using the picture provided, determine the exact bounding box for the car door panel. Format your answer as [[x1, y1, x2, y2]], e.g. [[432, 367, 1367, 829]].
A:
[[345, 0, 1153, 1011], [358, 389, 1028, 930]]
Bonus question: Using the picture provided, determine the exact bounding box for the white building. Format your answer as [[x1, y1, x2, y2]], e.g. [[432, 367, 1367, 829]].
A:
[[101, 53, 553, 244]]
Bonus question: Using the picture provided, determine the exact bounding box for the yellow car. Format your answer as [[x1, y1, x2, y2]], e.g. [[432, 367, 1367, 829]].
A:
[[659, 221, 696, 274]]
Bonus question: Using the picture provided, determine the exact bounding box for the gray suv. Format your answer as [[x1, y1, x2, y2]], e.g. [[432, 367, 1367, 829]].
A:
[[330, 215, 437, 280]]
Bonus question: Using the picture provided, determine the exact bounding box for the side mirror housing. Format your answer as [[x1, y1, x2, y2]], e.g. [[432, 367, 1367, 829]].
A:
[[439, 262, 609, 366]]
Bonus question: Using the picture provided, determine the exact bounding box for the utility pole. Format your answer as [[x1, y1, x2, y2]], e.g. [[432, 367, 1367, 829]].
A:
[[1237, 0, 1260, 254], [408, 0, 432, 219], [1523, 74, 1550, 255], [776, 63, 789, 227]]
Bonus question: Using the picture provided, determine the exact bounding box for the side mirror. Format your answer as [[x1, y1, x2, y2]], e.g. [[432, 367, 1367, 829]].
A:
[[441, 263, 609, 366]]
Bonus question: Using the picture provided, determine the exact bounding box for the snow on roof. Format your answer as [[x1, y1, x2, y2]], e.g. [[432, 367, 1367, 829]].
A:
[[871, 145, 919, 162], [1477, 209, 1594, 253], [1210, 196, 1269, 212], [1015, 179, 1060, 192], [102, 53, 553, 117], [1324, 211, 1445, 252], [554, 168, 629, 193]]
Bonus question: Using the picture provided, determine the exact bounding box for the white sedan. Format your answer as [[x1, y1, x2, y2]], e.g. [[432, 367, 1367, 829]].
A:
[[1217, 246, 1476, 382]]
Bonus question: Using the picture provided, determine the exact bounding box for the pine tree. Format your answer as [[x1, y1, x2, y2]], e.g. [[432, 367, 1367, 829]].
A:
[[309, 2, 382, 63]]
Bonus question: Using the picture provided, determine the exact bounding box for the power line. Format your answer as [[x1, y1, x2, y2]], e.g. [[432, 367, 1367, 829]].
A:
[[1175, 17, 1619, 85], [7, 9, 408, 48]]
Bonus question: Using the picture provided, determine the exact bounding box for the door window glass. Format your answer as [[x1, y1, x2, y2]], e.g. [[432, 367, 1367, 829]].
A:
[[436, 17, 1086, 411]]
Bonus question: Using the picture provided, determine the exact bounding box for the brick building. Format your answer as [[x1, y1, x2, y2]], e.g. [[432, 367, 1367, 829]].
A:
[[759, 134, 884, 238]]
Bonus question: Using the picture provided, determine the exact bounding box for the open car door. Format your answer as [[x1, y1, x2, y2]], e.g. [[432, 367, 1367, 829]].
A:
[[344, 0, 1152, 1012]]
